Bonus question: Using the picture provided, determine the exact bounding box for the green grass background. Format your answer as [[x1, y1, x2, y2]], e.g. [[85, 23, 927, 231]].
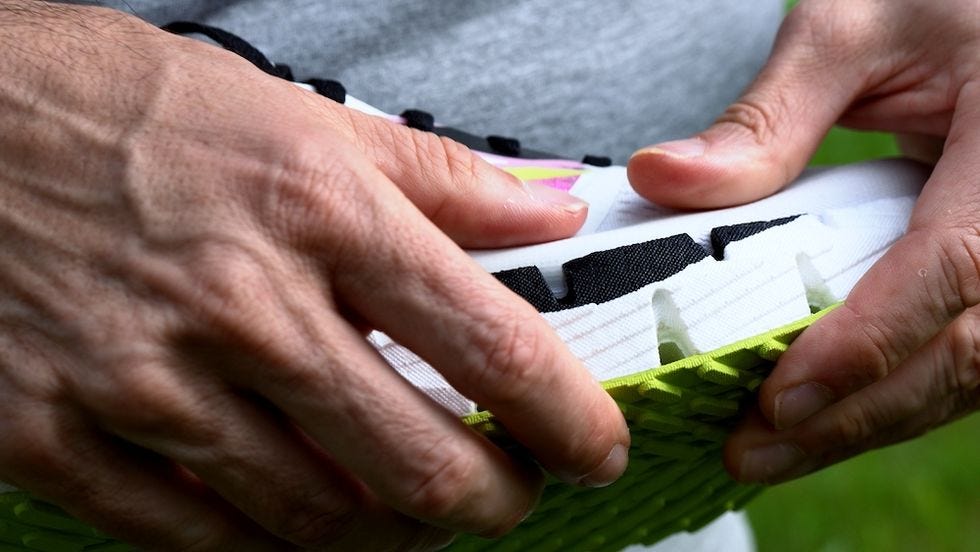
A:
[[745, 4, 979, 550]]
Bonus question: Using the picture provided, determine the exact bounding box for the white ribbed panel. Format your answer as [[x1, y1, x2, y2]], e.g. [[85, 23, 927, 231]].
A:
[[374, 172, 920, 415]]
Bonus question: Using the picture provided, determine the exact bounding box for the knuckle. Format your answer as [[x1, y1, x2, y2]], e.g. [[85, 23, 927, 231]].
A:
[[946, 313, 980, 398], [260, 138, 367, 248], [934, 226, 980, 312], [401, 443, 480, 525], [273, 141, 340, 209], [433, 134, 483, 188], [172, 239, 295, 343], [403, 129, 485, 197], [715, 96, 783, 146], [275, 490, 356, 547], [468, 314, 551, 405], [838, 304, 900, 387], [415, 133, 501, 229], [200, 248, 271, 312], [403, 124, 481, 184], [256, 353, 332, 396], [852, 325, 894, 383], [827, 406, 876, 447], [413, 129, 484, 185], [271, 131, 341, 181], [92, 362, 207, 440]]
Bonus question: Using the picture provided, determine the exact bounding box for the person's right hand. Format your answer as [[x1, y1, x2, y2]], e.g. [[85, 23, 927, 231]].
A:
[[0, 2, 629, 549], [627, 0, 978, 489]]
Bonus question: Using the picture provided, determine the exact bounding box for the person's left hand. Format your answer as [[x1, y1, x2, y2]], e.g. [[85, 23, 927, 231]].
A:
[[627, 0, 980, 484]]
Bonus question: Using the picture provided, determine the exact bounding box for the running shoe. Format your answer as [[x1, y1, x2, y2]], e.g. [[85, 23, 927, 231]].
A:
[[0, 23, 929, 552]]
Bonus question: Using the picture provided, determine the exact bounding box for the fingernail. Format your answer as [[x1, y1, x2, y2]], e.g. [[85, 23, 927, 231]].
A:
[[738, 442, 805, 483], [578, 444, 629, 488], [524, 181, 589, 213], [774, 382, 834, 429], [635, 138, 706, 159]]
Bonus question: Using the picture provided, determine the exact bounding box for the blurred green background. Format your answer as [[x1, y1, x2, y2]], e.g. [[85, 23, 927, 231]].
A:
[[746, 4, 979, 551]]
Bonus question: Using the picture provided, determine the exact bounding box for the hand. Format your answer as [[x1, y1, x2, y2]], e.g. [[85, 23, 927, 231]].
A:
[[627, 0, 980, 484], [0, 2, 629, 549]]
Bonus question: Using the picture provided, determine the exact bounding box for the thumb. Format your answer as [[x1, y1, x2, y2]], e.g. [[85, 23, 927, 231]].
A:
[[344, 106, 589, 249], [627, 4, 876, 209], [718, 79, 980, 484]]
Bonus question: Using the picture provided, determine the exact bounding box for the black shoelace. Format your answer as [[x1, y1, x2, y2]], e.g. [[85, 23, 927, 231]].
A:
[[162, 21, 610, 164]]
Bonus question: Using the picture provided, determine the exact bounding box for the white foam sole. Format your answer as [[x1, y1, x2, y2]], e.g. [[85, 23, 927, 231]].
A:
[[371, 159, 928, 415]]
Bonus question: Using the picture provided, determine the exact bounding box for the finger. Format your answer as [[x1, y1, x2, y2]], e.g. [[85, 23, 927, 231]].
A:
[[75, 352, 447, 550], [130, 235, 538, 538], [755, 83, 980, 431], [262, 314, 544, 537], [324, 99, 589, 248], [255, 136, 630, 493], [0, 400, 287, 551], [726, 305, 980, 484], [627, 2, 881, 209], [326, 165, 631, 490]]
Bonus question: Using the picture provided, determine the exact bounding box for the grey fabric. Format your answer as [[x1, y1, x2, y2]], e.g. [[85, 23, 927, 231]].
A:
[[78, 0, 782, 163]]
